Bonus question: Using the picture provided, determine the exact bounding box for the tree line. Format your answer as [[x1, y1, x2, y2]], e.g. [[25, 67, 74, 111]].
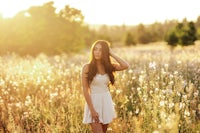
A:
[[95, 18, 200, 47], [0, 1, 200, 56]]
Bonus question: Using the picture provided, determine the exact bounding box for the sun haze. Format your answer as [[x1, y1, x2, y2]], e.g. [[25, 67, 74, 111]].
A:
[[0, 0, 200, 25]]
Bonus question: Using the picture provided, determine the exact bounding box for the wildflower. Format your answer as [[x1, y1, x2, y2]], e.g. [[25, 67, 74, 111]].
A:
[[128, 69, 133, 74], [169, 74, 174, 78], [116, 89, 122, 94], [159, 101, 165, 106], [107, 127, 113, 131], [149, 61, 156, 69], [149, 90, 153, 94], [161, 68, 167, 75], [174, 71, 178, 75], [182, 95, 187, 100], [139, 75, 144, 82], [25, 95, 32, 106], [132, 76, 136, 80], [50, 92, 58, 99], [0, 79, 5, 86], [160, 111, 167, 118], [162, 90, 166, 94], [169, 81, 174, 85], [169, 102, 175, 108], [164, 63, 169, 68], [155, 88, 159, 92], [181, 81, 187, 89], [143, 97, 147, 102], [0, 96, 3, 104], [177, 60, 182, 64], [193, 90, 199, 98], [135, 108, 140, 114], [166, 89, 173, 95], [179, 102, 185, 109], [23, 112, 29, 118], [137, 87, 141, 91], [15, 102, 22, 108], [184, 110, 190, 117], [176, 91, 181, 96]]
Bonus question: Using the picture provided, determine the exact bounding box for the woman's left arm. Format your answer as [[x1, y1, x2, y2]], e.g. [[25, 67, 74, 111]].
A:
[[110, 49, 130, 71]]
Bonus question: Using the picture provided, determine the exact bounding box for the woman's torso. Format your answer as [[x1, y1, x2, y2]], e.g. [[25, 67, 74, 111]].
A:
[[90, 74, 110, 94]]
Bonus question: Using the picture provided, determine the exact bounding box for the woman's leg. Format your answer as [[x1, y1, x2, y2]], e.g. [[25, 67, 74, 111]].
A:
[[90, 123, 104, 133], [102, 124, 108, 133]]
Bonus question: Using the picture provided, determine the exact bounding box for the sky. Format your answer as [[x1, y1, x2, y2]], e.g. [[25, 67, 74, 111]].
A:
[[0, 0, 200, 25]]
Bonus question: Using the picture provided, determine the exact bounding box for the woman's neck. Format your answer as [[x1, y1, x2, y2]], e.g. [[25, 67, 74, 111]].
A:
[[96, 61, 105, 74], [96, 60, 101, 65]]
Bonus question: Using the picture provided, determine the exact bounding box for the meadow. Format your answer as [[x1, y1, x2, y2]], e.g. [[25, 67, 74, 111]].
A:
[[0, 42, 200, 133]]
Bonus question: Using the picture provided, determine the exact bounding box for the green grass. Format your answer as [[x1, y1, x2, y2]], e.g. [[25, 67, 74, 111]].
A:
[[0, 42, 200, 133]]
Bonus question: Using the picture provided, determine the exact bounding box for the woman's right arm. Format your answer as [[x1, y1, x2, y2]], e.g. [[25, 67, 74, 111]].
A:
[[82, 64, 99, 122]]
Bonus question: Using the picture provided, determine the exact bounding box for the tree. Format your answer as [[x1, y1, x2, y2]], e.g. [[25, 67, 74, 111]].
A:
[[180, 21, 197, 45], [165, 30, 178, 46], [136, 24, 151, 44], [125, 32, 135, 46], [0, 2, 90, 55], [196, 16, 200, 39], [59, 5, 84, 23], [165, 21, 197, 46], [149, 22, 165, 42], [187, 22, 197, 43]]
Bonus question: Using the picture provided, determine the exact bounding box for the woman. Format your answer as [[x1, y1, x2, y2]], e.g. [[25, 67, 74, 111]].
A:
[[82, 40, 129, 133]]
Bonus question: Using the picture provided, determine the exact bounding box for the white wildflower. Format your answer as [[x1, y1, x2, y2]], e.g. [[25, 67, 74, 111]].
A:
[[159, 101, 165, 106], [179, 102, 185, 109], [128, 69, 133, 73], [174, 71, 178, 75], [177, 60, 182, 64], [135, 108, 140, 114], [149, 62, 156, 69], [169, 102, 175, 108], [184, 110, 190, 117], [50, 92, 58, 99], [164, 63, 169, 68]]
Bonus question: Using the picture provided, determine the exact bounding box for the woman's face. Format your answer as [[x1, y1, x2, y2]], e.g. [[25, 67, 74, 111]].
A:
[[93, 43, 102, 60]]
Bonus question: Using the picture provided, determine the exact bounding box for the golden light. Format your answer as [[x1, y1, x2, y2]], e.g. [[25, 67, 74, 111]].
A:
[[0, 1, 30, 18], [0, 0, 199, 25], [0, 0, 51, 18]]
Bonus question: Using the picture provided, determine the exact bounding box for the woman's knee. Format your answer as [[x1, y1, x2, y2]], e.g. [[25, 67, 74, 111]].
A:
[[90, 123, 104, 133]]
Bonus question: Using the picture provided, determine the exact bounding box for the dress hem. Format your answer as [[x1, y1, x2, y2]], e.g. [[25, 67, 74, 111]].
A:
[[83, 118, 116, 125]]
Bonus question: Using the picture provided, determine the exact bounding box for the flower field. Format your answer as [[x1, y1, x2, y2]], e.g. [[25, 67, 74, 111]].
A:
[[0, 42, 200, 133]]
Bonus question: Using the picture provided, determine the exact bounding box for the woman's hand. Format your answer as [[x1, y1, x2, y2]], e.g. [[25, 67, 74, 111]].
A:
[[109, 47, 130, 71], [91, 109, 99, 123]]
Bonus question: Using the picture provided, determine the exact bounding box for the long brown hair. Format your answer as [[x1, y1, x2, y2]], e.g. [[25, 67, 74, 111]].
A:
[[88, 40, 115, 85]]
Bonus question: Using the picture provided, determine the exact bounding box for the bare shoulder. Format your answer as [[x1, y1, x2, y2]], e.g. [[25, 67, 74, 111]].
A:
[[82, 63, 89, 73]]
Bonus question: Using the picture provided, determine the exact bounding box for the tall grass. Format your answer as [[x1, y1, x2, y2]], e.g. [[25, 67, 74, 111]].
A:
[[0, 42, 200, 132]]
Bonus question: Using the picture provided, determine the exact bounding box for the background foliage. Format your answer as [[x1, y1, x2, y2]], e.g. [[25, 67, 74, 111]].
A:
[[165, 21, 197, 46], [0, 2, 200, 56]]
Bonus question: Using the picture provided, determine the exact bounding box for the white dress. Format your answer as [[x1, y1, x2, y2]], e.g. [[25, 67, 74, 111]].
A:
[[83, 74, 116, 124]]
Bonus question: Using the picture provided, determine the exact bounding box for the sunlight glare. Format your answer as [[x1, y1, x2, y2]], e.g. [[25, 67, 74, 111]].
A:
[[0, 0, 200, 25], [0, 0, 50, 18], [0, 0, 30, 18]]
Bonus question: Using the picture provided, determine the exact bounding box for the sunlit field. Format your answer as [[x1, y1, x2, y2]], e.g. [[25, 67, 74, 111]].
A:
[[0, 42, 200, 133]]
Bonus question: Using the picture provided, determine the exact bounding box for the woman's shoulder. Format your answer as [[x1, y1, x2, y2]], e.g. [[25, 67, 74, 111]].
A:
[[82, 63, 90, 73]]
